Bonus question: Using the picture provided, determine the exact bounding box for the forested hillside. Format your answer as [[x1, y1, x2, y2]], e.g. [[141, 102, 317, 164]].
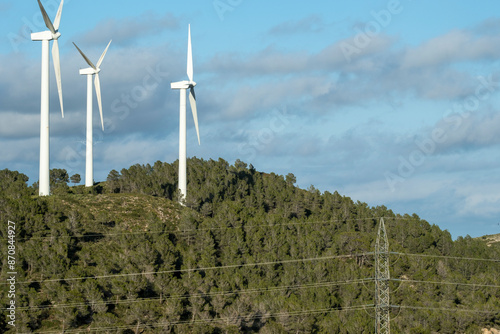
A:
[[1, 158, 499, 333]]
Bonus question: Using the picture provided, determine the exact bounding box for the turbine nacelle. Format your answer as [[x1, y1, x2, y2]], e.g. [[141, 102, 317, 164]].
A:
[[79, 67, 101, 76], [171, 80, 196, 90], [31, 30, 61, 41]]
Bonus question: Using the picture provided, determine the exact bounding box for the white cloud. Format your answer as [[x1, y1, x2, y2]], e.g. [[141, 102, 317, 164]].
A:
[[430, 110, 500, 153], [340, 176, 451, 207], [456, 182, 500, 217], [402, 29, 500, 69], [269, 15, 324, 35], [74, 12, 180, 46]]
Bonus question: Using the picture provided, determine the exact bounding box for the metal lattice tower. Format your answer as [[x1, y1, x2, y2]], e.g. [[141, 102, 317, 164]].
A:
[[375, 218, 390, 334]]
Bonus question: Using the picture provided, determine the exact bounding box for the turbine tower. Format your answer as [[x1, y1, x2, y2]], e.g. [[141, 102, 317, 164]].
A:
[[73, 41, 112, 187], [31, 0, 65, 196], [171, 24, 200, 203]]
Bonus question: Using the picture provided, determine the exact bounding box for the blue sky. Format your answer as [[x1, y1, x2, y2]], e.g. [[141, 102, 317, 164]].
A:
[[1, 0, 500, 238]]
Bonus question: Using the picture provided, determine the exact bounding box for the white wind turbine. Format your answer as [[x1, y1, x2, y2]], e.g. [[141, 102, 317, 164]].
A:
[[31, 0, 65, 196], [171, 24, 200, 203], [73, 41, 112, 187]]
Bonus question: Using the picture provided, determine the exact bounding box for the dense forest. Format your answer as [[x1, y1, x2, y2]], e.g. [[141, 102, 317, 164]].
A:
[[0, 158, 499, 333]]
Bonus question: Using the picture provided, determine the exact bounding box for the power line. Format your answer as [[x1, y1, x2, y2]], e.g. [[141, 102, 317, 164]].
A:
[[10, 276, 497, 313], [4, 278, 375, 312], [393, 278, 500, 289], [3, 252, 372, 285], [393, 252, 500, 263], [10, 217, 376, 242], [15, 218, 351, 242], [22, 304, 376, 334], [395, 305, 500, 315], [5, 216, 418, 242], [3, 250, 496, 287]]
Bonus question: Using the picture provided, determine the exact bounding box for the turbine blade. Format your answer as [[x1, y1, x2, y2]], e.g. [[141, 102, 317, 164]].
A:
[[52, 39, 64, 117], [53, 0, 64, 31], [73, 42, 96, 70], [189, 87, 200, 145], [96, 40, 112, 68], [94, 74, 104, 131], [37, 0, 56, 34], [187, 24, 193, 82]]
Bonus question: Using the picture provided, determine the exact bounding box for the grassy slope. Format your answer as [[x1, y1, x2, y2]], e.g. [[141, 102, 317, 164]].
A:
[[44, 192, 182, 234], [478, 233, 500, 246]]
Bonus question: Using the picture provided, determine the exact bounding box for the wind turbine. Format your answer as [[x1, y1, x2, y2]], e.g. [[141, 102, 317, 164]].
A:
[[73, 41, 112, 187], [31, 0, 64, 196], [171, 24, 200, 203]]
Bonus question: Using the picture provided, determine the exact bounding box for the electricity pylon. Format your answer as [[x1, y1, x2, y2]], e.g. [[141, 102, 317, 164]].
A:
[[375, 218, 390, 334]]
